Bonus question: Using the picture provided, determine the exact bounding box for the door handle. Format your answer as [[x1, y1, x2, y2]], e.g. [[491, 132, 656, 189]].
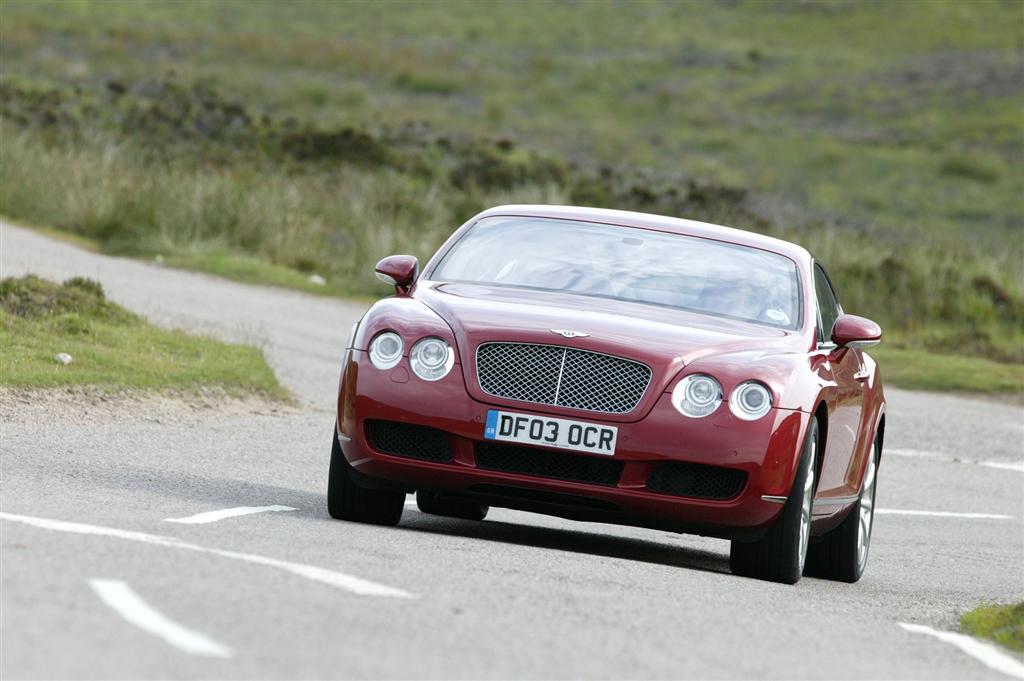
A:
[[853, 369, 870, 382]]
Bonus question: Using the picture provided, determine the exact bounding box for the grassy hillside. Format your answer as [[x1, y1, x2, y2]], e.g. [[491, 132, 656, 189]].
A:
[[1, 1, 1021, 382]]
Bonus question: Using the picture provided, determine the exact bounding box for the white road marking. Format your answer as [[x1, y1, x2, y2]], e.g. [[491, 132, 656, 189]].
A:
[[899, 622, 1024, 679], [164, 505, 297, 524], [0, 512, 415, 599], [980, 461, 1024, 473], [877, 509, 1016, 520], [89, 579, 232, 658], [888, 448, 1024, 473]]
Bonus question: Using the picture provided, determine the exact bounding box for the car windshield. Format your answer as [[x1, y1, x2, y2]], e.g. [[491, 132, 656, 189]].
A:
[[432, 217, 802, 329]]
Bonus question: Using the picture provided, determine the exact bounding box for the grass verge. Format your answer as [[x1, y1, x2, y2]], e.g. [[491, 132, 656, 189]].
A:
[[961, 602, 1024, 653], [0, 275, 288, 399], [871, 347, 1024, 397]]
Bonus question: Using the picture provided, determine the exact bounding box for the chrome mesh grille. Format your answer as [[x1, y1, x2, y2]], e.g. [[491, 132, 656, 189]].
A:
[[476, 342, 651, 414]]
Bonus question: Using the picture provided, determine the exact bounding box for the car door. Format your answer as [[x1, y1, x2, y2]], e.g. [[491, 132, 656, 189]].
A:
[[812, 263, 868, 498]]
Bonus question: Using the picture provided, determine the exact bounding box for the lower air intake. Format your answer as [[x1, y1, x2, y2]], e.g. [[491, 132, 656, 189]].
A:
[[646, 462, 747, 500], [364, 420, 454, 463], [474, 442, 623, 486]]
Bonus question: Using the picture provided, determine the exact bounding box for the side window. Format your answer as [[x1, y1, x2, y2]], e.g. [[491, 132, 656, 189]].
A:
[[813, 264, 842, 343]]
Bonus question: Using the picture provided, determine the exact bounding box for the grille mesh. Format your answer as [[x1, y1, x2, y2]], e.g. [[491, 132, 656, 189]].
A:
[[646, 462, 747, 500], [364, 420, 454, 463], [476, 342, 651, 414], [474, 441, 623, 486]]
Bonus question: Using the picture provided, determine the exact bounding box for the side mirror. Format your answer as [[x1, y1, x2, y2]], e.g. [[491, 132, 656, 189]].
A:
[[375, 255, 418, 294], [831, 314, 882, 349]]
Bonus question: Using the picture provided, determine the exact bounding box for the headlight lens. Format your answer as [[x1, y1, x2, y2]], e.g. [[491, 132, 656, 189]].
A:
[[410, 337, 454, 381], [671, 374, 723, 418], [369, 331, 403, 370], [730, 381, 773, 420]]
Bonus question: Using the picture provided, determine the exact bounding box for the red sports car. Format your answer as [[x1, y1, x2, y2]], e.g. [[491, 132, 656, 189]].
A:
[[329, 205, 885, 584]]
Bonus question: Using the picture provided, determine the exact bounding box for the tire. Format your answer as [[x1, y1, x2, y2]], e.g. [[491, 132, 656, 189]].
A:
[[327, 425, 405, 526], [804, 435, 879, 583], [730, 418, 819, 584], [416, 491, 489, 521]]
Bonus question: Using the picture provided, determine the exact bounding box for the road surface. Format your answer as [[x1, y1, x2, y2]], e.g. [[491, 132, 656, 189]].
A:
[[2, 220, 1022, 679]]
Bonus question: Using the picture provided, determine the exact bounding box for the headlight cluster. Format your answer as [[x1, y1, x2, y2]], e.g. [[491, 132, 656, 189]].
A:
[[671, 374, 772, 420], [368, 331, 454, 381]]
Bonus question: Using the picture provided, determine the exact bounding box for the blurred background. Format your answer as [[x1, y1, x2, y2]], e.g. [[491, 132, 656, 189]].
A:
[[1, 0, 1021, 394]]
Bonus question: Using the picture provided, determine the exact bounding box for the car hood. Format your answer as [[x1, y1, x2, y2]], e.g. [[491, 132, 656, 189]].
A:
[[415, 282, 804, 418]]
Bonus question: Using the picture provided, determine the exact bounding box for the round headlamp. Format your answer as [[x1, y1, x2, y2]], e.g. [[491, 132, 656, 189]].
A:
[[369, 331, 403, 370], [671, 374, 723, 418], [730, 381, 773, 420], [410, 337, 454, 381]]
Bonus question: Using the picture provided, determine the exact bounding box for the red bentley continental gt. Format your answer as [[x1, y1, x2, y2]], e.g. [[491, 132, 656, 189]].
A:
[[329, 205, 885, 584]]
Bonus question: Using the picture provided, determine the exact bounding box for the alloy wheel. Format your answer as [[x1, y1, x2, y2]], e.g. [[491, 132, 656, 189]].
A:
[[857, 444, 878, 570], [797, 439, 817, 573]]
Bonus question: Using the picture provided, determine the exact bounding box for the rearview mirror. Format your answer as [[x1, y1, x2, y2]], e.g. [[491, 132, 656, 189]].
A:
[[375, 255, 418, 294], [831, 314, 881, 349]]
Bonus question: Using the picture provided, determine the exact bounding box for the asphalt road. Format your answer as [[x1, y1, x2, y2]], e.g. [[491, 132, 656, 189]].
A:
[[2, 220, 1023, 679]]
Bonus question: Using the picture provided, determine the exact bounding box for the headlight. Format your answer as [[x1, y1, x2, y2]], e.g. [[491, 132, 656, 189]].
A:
[[369, 331, 403, 370], [409, 337, 454, 381], [730, 381, 773, 420], [671, 374, 723, 418]]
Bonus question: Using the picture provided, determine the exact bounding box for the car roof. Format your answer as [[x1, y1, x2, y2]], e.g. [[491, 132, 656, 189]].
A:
[[474, 204, 813, 265]]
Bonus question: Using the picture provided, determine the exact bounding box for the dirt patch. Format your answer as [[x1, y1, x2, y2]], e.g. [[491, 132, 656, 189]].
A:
[[886, 50, 1024, 100], [0, 386, 302, 426]]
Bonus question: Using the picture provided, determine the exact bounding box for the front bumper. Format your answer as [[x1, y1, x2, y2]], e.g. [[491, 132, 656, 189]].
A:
[[338, 350, 810, 540]]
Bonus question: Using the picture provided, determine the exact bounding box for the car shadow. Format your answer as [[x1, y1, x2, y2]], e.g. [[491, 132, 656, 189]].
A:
[[396, 509, 732, 576], [64, 462, 731, 575]]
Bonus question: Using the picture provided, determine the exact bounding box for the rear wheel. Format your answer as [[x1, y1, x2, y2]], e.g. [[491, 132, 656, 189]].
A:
[[805, 437, 879, 583], [416, 491, 489, 521], [327, 426, 405, 525], [730, 418, 819, 584]]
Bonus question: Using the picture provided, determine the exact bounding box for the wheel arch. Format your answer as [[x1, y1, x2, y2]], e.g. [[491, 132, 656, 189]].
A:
[[875, 411, 886, 465], [813, 400, 829, 484]]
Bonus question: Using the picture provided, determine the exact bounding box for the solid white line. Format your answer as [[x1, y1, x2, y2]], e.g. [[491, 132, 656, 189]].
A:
[[888, 448, 1024, 473], [899, 622, 1024, 679], [877, 509, 1016, 520], [89, 579, 232, 658], [164, 505, 297, 524], [0, 512, 415, 599]]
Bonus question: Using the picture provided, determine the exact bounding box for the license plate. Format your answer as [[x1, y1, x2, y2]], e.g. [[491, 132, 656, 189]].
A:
[[483, 410, 617, 456]]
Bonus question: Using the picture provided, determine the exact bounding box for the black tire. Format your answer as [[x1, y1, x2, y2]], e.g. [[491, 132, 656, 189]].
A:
[[416, 491, 489, 521], [804, 435, 879, 583], [730, 418, 819, 584], [327, 426, 405, 525]]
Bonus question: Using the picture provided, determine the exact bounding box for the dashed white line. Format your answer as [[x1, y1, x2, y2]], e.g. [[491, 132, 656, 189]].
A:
[[888, 448, 1024, 473], [877, 509, 1016, 520], [899, 622, 1024, 679], [979, 461, 1024, 473], [164, 505, 297, 524], [0, 512, 416, 599], [89, 579, 232, 658]]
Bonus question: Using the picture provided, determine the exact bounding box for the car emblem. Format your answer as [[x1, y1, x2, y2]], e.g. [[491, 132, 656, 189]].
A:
[[550, 329, 590, 339]]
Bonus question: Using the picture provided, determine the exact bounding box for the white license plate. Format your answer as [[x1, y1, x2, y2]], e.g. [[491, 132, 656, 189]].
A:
[[483, 410, 617, 456]]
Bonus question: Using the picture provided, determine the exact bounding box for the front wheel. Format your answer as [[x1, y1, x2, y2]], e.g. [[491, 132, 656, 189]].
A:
[[805, 437, 879, 583], [729, 418, 819, 584], [327, 426, 405, 525]]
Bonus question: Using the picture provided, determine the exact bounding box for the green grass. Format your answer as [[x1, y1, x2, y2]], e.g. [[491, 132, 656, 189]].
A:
[[871, 347, 1024, 396], [0, 0, 1021, 394], [0, 275, 287, 398], [961, 602, 1024, 653]]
